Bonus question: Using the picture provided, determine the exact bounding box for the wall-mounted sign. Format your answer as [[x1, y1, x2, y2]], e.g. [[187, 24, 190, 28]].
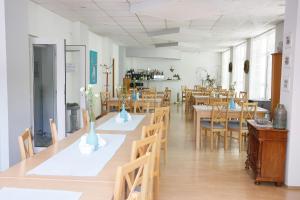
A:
[[89, 50, 98, 84]]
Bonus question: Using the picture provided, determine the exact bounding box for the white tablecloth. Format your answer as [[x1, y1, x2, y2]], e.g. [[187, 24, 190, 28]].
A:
[[96, 114, 145, 131], [27, 134, 126, 177], [0, 187, 81, 200]]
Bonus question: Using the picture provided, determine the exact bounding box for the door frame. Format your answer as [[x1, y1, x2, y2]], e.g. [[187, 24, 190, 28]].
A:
[[29, 37, 66, 142], [65, 45, 87, 128]]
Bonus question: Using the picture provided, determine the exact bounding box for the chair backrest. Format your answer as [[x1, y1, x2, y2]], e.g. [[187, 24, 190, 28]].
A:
[[209, 97, 228, 105], [141, 122, 163, 140], [113, 154, 151, 200], [18, 128, 34, 161], [82, 109, 89, 129], [239, 91, 248, 99], [49, 118, 58, 145], [134, 101, 150, 113], [131, 135, 159, 199], [211, 102, 229, 128], [100, 92, 110, 103], [151, 108, 165, 124], [241, 102, 257, 122]]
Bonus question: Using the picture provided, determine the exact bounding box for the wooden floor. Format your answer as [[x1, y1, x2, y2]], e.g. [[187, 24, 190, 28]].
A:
[[159, 104, 300, 200]]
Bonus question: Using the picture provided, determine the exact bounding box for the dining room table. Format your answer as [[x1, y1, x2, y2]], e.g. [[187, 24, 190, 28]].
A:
[[193, 105, 269, 150], [0, 112, 152, 200]]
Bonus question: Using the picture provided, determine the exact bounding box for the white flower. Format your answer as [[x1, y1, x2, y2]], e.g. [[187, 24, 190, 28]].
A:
[[80, 87, 85, 93], [94, 93, 100, 98], [88, 84, 93, 89]]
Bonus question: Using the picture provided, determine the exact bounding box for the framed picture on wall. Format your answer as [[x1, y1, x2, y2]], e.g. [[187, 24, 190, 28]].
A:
[[89, 50, 98, 84]]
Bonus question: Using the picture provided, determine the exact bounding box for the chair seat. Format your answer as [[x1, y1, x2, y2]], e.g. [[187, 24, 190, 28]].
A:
[[201, 121, 225, 129], [228, 120, 248, 130]]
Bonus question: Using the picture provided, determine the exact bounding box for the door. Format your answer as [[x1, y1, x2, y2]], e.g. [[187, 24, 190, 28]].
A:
[[33, 45, 56, 147], [65, 45, 86, 130], [29, 38, 66, 148]]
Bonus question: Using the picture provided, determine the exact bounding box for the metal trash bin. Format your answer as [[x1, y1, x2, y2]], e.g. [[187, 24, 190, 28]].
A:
[[66, 103, 80, 133]]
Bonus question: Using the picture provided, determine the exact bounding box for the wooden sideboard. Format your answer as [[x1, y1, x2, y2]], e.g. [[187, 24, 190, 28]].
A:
[[246, 120, 288, 186]]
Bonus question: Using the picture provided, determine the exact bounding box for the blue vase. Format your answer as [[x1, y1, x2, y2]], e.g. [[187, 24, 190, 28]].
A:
[[86, 122, 98, 150], [132, 91, 137, 101], [229, 97, 236, 110], [120, 104, 128, 122]]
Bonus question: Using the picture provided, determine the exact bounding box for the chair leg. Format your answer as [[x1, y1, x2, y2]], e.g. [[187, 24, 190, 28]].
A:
[[239, 131, 243, 152], [210, 131, 214, 151], [224, 131, 228, 150], [163, 142, 167, 165], [154, 174, 160, 199]]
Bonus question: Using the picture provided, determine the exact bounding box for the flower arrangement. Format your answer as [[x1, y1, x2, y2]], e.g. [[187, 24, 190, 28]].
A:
[[205, 74, 216, 87], [229, 81, 237, 90], [80, 85, 99, 122]]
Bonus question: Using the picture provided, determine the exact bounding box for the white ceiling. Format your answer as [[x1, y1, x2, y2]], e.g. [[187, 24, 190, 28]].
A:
[[31, 0, 285, 52]]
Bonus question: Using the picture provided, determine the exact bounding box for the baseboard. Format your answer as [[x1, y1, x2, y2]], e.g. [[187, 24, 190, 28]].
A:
[[285, 185, 300, 189]]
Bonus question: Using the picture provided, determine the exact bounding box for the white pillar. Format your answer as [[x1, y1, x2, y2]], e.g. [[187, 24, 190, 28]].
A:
[[281, 0, 300, 186], [0, 0, 9, 171], [1, 0, 30, 167]]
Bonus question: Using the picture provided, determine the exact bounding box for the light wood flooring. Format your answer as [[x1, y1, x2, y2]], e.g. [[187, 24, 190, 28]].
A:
[[159, 104, 300, 200]]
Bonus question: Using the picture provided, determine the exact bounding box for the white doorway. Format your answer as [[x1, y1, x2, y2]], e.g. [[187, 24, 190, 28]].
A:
[[33, 44, 56, 147], [65, 45, 86, 132], [29, 38, 66, 149]]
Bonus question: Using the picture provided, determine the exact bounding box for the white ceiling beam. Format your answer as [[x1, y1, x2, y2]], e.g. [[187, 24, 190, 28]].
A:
[[154, 42, 178, 48], [147, 27, 180, 37]]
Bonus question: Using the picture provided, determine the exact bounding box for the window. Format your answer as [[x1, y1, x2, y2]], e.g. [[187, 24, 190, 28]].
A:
[[250, 30, 275, 100], [232, 43, 247, 93], [221, 50, 230, 89]]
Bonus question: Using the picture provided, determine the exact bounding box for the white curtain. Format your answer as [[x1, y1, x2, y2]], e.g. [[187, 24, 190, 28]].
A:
[[232, 43, 247, 93], [250, 30, 275, 100], [221, 50, 230, 89]]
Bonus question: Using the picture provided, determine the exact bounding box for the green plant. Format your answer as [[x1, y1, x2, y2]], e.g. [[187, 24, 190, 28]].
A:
[[80, 85, 99, 122]]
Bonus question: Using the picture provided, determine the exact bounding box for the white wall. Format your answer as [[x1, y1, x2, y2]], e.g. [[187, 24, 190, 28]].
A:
[[88, 32, 120, 116], [275, 22, 284, 51], [0, 0, 9, 171], [28, 1, 120, 118], [121, 50, 221, 102], [0, 0, 121, 169], [28, 1, 72, 43], [4, 0, 30, 165], [280, 0, 300, 187]]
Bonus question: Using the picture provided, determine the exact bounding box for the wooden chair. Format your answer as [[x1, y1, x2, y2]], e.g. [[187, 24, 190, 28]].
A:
[[181, 85, 187, 102], [154, 106, 170, 164], [134, 101, 150, 113], [150, 108, 165, 125], [141, 123, 163, 198], [185, 91, 193, 113], [82, 109, 89, 130], [228, 102, 257, 152], [49, 118, 58, 145], [100, 91, 110, 114], [200, 102, 229, 151], [131, 135, 159, 200], [162, 89, 171, 106], [18, 128, 34, 161], [238, 91, 248, 105], [113, 154, 151, 200]]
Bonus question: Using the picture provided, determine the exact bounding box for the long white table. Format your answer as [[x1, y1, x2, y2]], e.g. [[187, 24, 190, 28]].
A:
[[0, 113, 152, 199]]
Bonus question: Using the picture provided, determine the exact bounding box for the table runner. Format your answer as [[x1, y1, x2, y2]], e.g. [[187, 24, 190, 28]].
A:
[[96, 114, 145, 131], [27, 134, 126, 177], [0, 187, 82, 200]]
